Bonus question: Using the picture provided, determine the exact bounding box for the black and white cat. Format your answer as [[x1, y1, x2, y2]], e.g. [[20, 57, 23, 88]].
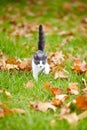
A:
[[32, 25, 50, 81]]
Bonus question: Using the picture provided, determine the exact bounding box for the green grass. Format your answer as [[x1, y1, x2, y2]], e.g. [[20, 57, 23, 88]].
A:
[[0, 0, 87, 130]]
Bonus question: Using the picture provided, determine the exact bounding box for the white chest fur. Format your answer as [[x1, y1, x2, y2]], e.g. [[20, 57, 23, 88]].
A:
[[32, 59, 50, 81]]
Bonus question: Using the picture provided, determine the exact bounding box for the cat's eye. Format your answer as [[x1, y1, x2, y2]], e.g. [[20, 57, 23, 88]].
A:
[[42, 61, 45, 64], [36, 61, 39, 64]]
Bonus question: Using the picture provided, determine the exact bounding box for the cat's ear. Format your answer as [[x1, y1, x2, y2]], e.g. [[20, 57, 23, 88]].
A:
[[45, 55, 47, 59], [34, 54, 38, 59]]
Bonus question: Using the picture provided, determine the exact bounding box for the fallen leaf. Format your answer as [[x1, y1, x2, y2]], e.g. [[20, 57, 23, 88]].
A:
[[60, 102, 72, 116], [4, 90, 12, 98], [48, 51, 64, 72], [76, 95, 87, 110], [18, 58, 32, 71], [52, 98, 62, 107], [52, 94, 68, 107], [54, 69, 69, 79], [51, 88, 63, 96], [72, 59, 87, 73], [0, 109, 5, 118], [44, 82, 63, 95], [61, 112, 79, 125], [5, 64, 18, 70], [29, 101, 56, 112], [25, 80, 34, 88], [12, 108, 25, 114], [55, 94, 68, 102], [44, 82, 50, 90], [6, 58, 20, 65], [58, 31, 73, 36], [81, 17, 87, 23], [66, 82, 79, 95], [82, 87, 87, 95]]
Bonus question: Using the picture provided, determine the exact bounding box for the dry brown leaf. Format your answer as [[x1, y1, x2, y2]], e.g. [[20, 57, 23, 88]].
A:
[[55, 94, 68, 102], [76, 95, 87, 110], [58, 31, 73, 36], [66, 82, 79, 95], [48, 51, 64, 72], [12, 108, 25, 114], [44, 82, 50, 90], [29, 101, 56, 112], [18, 58, 32, 71], [52, 94, 68, 107], [0, 109, 5, 118], [6, 58, 20, 65], [54, 69, 69, 79], [44, 82, 63, 95], [4, 90, 12, 98], [82, 87, 87, 95], [72, 59, 87, 73], [60, 102, 72, 116], [25, 80, 34, 88], [5, 64, 18, 70], [61, 112, 79, 125], [61, 110, 87, 125], [52, 98, 63, 107]]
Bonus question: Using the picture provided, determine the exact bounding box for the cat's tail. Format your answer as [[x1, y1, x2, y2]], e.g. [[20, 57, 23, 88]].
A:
[[38, 25, 45, 51]]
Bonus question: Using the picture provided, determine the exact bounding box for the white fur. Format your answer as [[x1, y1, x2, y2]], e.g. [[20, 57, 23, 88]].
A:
[[32, 59, 50, 81]]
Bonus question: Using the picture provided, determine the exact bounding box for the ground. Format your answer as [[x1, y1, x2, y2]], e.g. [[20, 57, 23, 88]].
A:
[[0, 0, 87, 130]]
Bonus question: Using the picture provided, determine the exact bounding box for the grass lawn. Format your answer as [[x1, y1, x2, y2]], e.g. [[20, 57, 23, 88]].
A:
[[0, 0, 87, 130]]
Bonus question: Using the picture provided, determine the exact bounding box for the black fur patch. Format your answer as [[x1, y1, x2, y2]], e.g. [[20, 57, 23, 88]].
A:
[[38, 25, 45, 51], [34, 50, 47, 65]]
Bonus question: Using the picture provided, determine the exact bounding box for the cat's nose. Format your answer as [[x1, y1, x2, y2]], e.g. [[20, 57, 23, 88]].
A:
[[40, 66, 42, 68]]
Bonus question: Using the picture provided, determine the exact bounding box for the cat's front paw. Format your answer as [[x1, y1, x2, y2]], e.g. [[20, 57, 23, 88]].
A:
[[33, 73, 38, 81], [44, 64, 50, 74]]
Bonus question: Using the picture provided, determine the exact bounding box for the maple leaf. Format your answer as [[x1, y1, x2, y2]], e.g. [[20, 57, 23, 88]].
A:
[[61, 112, 79, 125], [44, 82, 63, 96], [72, 59, 87, 73], [76, 95, 87, 110], [66, 82, 79, 95], [24, 80, 34, 88], [52, 98, 62, 107], [55, 94, 68, 102], [54, 69, 69, 79], [60, 102, 72, 116], [18, 58, 32, 71], [29, 101, 56, 112], [48, 51, 65, 72], [52, 94, 68, 107], [5, 64, 18, 71], [6, 58, 20, 65]]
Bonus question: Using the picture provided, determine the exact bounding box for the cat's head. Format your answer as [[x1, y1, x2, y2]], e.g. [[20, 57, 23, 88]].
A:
[[33, 50, 47, 68]]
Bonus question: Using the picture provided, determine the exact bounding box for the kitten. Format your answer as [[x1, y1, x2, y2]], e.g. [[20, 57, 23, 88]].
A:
[[32, 25, 50, 81]]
